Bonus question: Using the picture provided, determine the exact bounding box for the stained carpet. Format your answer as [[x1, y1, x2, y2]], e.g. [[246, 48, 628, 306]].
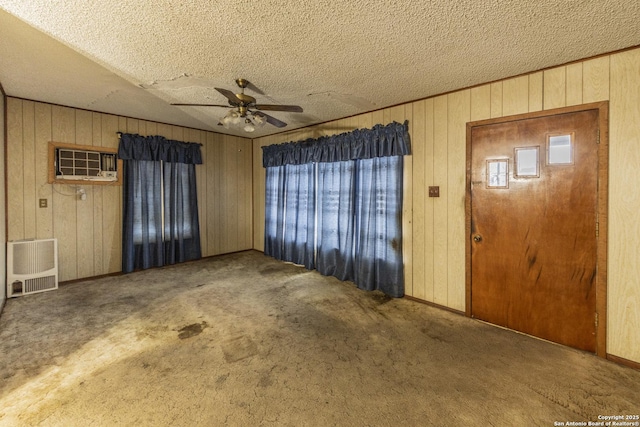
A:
[[0, 251, 638, 426]]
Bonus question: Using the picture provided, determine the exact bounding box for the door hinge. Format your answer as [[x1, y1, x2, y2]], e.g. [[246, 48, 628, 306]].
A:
[[595, 312, 599, 327], [596, 221, 599, 238], [597, 128, 600, 144]]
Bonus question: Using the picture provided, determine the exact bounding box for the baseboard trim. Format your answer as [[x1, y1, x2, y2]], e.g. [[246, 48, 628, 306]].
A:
[[403, 295, 465, 316], [59, 249, 259, 286], [59, 271, 123, 286], [606, 354, 640, 370], [404, 296, 640, 371]]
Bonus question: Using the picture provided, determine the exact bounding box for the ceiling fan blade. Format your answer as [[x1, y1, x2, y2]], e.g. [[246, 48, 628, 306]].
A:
[[254, 104, 303, 113], [171, 103, 230, 108], [245, 80, 265, 95], [215, 87, 241, 105], [256, 112, 287, 128]]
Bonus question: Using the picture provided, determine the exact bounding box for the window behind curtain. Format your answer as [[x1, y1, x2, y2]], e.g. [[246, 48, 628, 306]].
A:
[[129, 163, 198, 243], [264, 165, 286, 260], [282, 163, 316, 269], [264, 157, 404, 296], [164, 162, 195, 240], [131, 160, 163, 245]]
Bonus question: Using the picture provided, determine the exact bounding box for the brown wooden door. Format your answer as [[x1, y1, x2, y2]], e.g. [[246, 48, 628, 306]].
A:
[[470, 110, 599, 352]]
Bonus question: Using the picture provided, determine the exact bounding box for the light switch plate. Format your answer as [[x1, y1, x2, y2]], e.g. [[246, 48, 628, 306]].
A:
[[428, 186, 440, 197], [39, 199, 48, 208]]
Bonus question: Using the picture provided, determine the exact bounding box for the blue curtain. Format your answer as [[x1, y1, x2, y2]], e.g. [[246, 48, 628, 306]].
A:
[[354, 157, 404, 297], [282, 163, 316, 269], [122, 160, 164, 273], [264, 163, 316, 269], [119, 133, 202, 273], [163, 162, 201, 264], [262, 121, 410, 297], [264, 165, 286, 260], [316, 161, 356, 281]]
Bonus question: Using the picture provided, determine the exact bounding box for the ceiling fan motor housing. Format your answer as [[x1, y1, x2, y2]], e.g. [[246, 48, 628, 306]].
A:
[[235, 93, 255, 105]]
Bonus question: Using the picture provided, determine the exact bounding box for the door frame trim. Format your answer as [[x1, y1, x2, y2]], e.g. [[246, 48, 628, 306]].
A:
[[465, 101, 609, 357]]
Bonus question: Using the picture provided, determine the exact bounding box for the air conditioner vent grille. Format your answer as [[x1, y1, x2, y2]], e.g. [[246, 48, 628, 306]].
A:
[[25, 276, 57, 294], [7, 238, 58, 298], [12, 239, 56, 274]]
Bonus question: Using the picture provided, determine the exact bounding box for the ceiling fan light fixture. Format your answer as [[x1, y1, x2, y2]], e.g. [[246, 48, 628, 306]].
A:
[[177, 79, 301, 132], [221, 110, 265, 132]]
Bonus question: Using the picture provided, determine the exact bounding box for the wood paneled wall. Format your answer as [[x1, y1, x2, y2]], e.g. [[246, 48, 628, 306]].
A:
[[609, 50, 640, 365], [0, 94, 6, 304], [253, 49, 640, 364], [5, 100, 253, 282]]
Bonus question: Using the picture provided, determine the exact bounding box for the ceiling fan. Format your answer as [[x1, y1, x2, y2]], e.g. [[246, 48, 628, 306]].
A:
[[171, 78, 303, 131]]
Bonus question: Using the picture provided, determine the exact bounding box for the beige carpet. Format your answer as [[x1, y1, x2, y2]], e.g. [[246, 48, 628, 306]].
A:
[[0, 251, 638, 426]]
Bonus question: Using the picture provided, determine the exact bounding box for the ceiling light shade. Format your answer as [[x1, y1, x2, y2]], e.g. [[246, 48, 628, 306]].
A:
[[252, 112, 267, 127], [220, 109, 243, 128], [243, 118, 255, 133]]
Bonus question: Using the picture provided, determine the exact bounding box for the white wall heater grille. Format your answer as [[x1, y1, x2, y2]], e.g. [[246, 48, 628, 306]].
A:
[[7, 238, 58, 297]]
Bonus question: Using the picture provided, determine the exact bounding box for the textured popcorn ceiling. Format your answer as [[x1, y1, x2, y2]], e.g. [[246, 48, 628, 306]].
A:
[[1, 1, 639, 137]]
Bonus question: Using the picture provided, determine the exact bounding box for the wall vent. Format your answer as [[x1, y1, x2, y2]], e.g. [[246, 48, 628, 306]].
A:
[[7, 238, 58, 297]]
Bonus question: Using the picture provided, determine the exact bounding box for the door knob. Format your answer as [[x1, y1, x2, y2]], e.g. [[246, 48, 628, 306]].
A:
[[473, 235, 482, 242]]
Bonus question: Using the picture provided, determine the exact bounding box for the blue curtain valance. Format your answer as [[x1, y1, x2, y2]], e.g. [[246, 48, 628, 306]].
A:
[[118, 133, 203, 164], [262, 120, 411, 167]]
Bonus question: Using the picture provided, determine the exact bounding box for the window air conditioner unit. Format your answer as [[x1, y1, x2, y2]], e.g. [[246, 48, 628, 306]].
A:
[[7, 238, 58, 297], [55, 147, 118, 181]]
